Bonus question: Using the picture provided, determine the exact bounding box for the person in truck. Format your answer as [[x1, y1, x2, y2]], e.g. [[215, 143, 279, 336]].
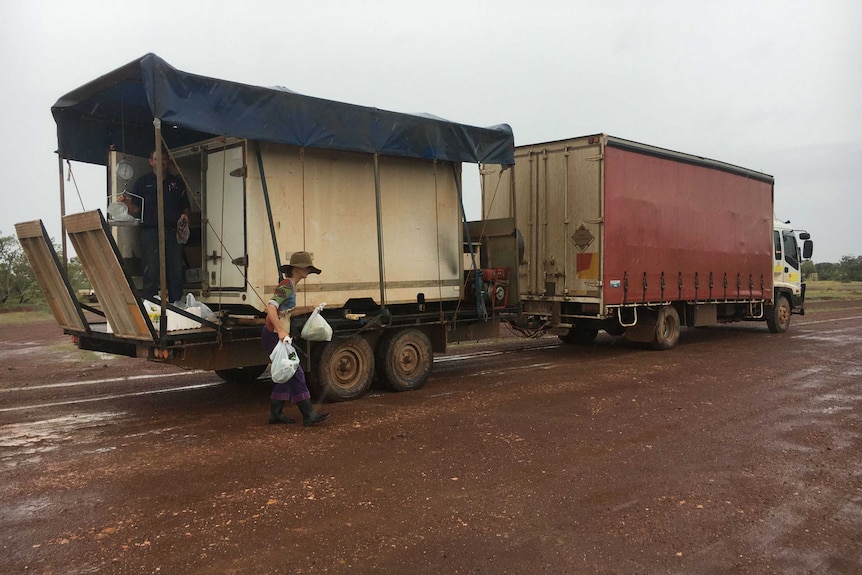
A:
[[119, 150, 190, 303]]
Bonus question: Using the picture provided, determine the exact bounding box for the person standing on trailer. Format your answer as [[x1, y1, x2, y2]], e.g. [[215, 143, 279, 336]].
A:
[[119, 150, 190, 303], [261, 251, 330, 427]]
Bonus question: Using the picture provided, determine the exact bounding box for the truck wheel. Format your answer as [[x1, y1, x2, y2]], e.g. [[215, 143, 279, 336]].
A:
[[652, 306, 680, 350], [314, 336, 374, 402], [376, 328, 433, 392], [215, 364, 268, 382], [559, 325, 599, 345], [766, 295, 791, 333]]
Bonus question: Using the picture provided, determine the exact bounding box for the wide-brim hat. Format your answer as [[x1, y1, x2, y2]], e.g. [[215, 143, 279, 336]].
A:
[[280, 251, 321, 274]]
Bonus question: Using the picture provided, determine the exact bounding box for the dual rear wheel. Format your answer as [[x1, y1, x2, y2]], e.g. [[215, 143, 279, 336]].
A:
[[313, 328, 433, 402]]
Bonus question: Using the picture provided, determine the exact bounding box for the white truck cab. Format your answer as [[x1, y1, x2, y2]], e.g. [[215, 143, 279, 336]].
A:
[[773, 218, 814, 314]]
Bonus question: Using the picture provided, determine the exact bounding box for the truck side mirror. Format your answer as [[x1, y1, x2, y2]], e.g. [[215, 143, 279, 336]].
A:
[[802, 239, 813, 259], [798, 232, 811, 240]]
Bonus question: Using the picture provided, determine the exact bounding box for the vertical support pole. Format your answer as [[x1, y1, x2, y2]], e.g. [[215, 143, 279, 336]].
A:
[[373, 154, 386, 310], [154, 119, 167, 340], [255, 142, 282, 273], [563, 146, 570, 295], [58, 155, 67, 270], [541, 149, 548, 296]]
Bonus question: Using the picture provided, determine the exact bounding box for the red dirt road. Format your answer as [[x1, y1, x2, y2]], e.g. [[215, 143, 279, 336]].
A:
[[1, 301, 861, 574]]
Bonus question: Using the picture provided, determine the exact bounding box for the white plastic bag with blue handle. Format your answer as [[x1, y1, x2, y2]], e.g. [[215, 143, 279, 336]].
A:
[[269, 337, 300, 383]]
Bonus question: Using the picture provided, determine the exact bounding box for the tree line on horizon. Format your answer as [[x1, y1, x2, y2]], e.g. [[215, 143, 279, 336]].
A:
[[803, 256, 862, 282]]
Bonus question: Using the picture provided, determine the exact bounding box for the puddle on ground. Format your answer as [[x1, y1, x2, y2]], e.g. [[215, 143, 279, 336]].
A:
[[0, 412, 123, 468], [2, 495, 53, 522]]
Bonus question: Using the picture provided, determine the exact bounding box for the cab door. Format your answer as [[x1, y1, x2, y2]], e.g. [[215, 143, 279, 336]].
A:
[[774, 229, 801, 288]]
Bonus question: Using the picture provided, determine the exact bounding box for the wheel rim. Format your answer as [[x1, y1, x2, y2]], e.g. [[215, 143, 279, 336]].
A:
[[329, 348, 368, 390], [778, 303, 790, 327], [395, 342, 421, 378], [315, 337, 374, 401], [661, 316, 678, 340], [377, 329, 432, 391], [654, 306, 680, 349]]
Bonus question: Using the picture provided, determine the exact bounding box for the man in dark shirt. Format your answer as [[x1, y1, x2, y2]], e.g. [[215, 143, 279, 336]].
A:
[[120, 150, 190, 302]]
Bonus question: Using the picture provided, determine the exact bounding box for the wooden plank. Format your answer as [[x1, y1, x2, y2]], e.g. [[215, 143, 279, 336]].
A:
[[14, 220, 88, 332], [62, 210, 154, 341]]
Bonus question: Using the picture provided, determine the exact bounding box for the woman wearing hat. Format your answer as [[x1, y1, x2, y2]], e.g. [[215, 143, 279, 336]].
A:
[[262, 251, 330, 426]]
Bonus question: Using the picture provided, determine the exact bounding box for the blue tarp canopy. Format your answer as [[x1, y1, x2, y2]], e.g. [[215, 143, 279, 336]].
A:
[[52, 53, 515, 167]]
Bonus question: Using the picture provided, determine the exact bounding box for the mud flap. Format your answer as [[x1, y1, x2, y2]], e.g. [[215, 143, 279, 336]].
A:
[[622, 314, 658, 343]]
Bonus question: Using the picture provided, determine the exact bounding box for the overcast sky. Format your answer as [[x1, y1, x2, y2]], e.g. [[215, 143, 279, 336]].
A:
[[1, 0, 859, 262]]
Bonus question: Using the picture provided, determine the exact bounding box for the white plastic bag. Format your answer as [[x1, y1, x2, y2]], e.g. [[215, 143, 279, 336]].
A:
[[269, 338, 300, 383], [107, 201, 136, 222], [186, 293, 217, 321], [300, 304, 332, 342]]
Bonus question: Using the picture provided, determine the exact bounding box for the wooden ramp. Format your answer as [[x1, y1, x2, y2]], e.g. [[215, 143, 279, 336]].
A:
[[15, 219, 89, 332], [62, 210, 155, 341]]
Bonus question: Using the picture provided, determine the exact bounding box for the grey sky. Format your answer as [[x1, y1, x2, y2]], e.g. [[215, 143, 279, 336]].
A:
[[1, 0, 859, 262]]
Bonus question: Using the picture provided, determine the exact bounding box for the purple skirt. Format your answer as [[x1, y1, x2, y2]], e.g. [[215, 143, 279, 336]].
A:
[[262, 326, 311, 403]]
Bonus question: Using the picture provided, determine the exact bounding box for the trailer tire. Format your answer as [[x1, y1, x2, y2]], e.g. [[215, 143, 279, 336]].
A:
[[313, 336, 374, 402], [652, 306, 680, 350], [559, 325, 599, 345], [215, 364, 268, 383], [376, 328, 433, 392], [766, 295, 791, 333]]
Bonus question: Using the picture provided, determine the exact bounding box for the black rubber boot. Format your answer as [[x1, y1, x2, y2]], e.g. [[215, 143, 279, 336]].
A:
[[268, 400, 296, 424], [297, 399, 330, 427]]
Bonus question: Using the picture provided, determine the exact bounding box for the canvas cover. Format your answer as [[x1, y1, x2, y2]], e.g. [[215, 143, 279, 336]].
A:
[[52, 53, 514, 167]]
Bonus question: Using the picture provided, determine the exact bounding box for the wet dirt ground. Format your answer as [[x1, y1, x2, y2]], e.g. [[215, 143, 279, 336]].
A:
[[1, 301, 861, 574]]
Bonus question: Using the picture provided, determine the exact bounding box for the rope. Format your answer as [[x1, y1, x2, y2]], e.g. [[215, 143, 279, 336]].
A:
[[65, 161, 86, 211], [476, 167, 504, 245]]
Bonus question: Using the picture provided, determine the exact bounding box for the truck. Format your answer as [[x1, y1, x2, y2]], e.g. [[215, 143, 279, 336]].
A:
[[16, 56, 813, 404], [16, 54, 521, 402], [478, 135, 813, 348]]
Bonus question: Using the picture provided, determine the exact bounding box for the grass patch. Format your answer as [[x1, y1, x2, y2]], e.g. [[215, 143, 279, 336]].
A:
[[805, 280, 862, 301], [0, 309, 54, 326]]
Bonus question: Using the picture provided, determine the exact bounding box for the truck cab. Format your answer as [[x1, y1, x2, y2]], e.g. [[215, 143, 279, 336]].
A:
[[773, 218, 814, 313]]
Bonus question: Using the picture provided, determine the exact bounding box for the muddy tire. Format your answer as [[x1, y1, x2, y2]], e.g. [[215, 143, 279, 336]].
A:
[[376, 328, 433, 392], [215, 364, 268, 383], [652, 306, 680, 350], [313, 336, 374, 402], [766, 295, 791, 333]]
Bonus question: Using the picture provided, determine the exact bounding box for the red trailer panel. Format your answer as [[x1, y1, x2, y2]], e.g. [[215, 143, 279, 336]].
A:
[[602, 145, 773, 306]]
